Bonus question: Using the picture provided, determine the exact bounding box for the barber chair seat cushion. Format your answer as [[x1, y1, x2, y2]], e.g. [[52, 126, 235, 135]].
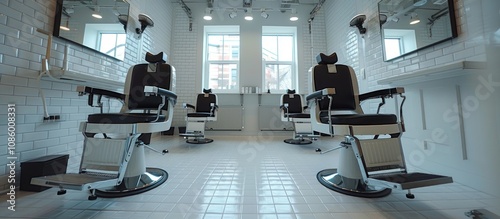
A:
[[187, 112, 215, 117], [320, 113, 397, 125], [285, 113, 310, 119], [88, 113, 166, 124]]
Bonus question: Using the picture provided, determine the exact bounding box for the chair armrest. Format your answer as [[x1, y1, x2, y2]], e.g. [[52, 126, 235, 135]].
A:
[[359, 87, 405, 102], [211, 103, 219, 110], [183, 103, 195, 109], [306, 88, 336, 102], [143, 86, 177, 105], [77, 86, 125, 106]]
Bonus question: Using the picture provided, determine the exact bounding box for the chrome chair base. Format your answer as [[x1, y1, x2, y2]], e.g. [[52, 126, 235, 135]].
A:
[[95, 167, 168, 198], [186, 138, 214, 144], [284, 138, 313, 145], [317, 168, 391, 198]]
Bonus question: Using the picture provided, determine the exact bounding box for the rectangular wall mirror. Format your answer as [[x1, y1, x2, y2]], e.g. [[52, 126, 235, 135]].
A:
[[378, 0, 457, 61], [54, 0, 130, 61]]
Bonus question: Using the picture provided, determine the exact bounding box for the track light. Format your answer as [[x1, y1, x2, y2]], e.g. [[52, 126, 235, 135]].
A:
[[260, 9, 269, 19], [203, 8, 213, 21], [60, 19, 70, 31], [229, 9, 237, 19], [244, 9, 253, 21], [92, 6, 102, 19], [410, 13, 420, 24], [349, 14, 367, 34], [289, 9, 298, 21]]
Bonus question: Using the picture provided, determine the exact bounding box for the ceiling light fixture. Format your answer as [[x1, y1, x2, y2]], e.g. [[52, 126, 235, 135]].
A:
[[244, 9, 253, 21], [410, 13, 420, 24], [203, 8, 213, 21], [92, 6, 102, 19], [289, 8, 298, 21], [260, 9, 269, 19], [60, 19, 70, 31], [229, 9, 237, 19]]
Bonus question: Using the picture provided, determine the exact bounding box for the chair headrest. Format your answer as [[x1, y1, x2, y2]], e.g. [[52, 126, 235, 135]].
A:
[[145, 52, 167, 64], [316, 53, 338, 65], [286, 89, 296, 94], [203, 88, 212, 94]]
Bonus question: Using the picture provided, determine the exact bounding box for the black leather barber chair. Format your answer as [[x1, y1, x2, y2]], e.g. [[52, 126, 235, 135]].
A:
[[180, 89, 218, 144], [306, 53, 453, 199], [31, 52, 177, 200], [280, 89, 318, 144]]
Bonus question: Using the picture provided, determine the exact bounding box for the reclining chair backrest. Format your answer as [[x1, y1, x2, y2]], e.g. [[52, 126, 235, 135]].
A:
[[123, 52, 176, 112], [310, 53, 362, 114], [195, 89, 217, 115], [282, 89, 304, 114]]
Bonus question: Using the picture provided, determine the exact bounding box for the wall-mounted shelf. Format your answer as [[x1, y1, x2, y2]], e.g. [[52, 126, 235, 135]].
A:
[[40, 69, 124, 90], [378, 61, 486, 86]]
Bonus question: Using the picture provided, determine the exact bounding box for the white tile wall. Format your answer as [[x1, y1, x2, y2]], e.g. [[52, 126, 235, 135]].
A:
[[0, 0, 174, 191], [321, 0, 499, 195]]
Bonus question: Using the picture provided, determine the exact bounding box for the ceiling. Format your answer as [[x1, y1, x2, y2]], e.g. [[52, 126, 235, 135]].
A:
[[171, 0, 321, 12]]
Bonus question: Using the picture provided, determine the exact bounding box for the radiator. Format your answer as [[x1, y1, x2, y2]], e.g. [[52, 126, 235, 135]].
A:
[[258, 106, 293, 131], [206, 106, 244, 131]]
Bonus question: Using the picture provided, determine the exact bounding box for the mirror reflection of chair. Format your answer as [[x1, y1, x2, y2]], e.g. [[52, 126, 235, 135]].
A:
[[306, 52, 453, 199], [181, 89, 218, 144], [280, 89, 318, 144], [31, 52, 177, 200]]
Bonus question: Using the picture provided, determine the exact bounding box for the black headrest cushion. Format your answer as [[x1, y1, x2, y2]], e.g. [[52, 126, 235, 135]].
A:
[[286, 89, 296, 94], [316, 53, 338, 65], [203, 88, 212, 94], [145, 52, 167, 63]]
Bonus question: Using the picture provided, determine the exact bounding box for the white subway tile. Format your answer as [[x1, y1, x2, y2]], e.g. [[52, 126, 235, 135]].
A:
[[48, 129, 69, 138], [34, 138, 60, 149], [22, 131, 48, 142], [14, 86, 39, 97], [20, 148, 47, 162], [47, 144, 68, 155], [0, 84, 13, 94], [0, 75, 28, 86], [59, 135, 77, 144]]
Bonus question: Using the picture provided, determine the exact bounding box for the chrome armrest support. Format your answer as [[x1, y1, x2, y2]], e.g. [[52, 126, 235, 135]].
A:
[[143, 86, 177, 122]]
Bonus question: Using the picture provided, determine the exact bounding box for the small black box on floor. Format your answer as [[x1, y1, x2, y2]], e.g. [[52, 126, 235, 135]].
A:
[[20, 154, 69, 192], [178, 126, 186, 135], [161, 127, 175, 135]]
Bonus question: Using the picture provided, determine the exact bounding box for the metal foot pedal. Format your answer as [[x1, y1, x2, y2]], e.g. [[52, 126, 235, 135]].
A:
[[465, 209, 500, 219], [180, 133, 203, 137]]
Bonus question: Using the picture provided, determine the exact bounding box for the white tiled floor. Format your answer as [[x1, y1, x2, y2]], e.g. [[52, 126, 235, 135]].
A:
[[2, 135, 499, 219]]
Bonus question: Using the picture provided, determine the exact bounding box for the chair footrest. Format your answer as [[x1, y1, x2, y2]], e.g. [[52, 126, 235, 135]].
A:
[[180, 133, 203, 137], [295, 133, 320, 138], [370, 172, 453, 190], [30, 173, 118, 191]]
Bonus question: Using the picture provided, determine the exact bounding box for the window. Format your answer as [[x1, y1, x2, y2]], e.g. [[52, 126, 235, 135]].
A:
[[203, 26, 240, 92], [98, 33, 126, 60], [262, 26, 297, 92], [384, 38, 402, 60]]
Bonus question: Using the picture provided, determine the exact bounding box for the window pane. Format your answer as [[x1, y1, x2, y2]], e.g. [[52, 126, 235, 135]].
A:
[[208, 63, 238, 90], [265, 64, 291, 90], [262, 36, 277, 61], [225, 35, 240, 61], [99, 33, 126, 58], [208, 35, 239, 61], [384, 38, 401, 60], [99, 34, 116, 55], [208, 35, 223, 61], [278, 36, 293, 61]]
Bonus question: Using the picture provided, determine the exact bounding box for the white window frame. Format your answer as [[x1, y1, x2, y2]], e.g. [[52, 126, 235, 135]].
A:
[[262, 26, 298, 93], [203, 25, 240, 93], [98, 32, 126, 60]]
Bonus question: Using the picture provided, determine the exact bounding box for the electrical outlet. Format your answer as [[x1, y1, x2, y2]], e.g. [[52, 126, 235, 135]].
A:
[[43, 115, 60, 122]]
